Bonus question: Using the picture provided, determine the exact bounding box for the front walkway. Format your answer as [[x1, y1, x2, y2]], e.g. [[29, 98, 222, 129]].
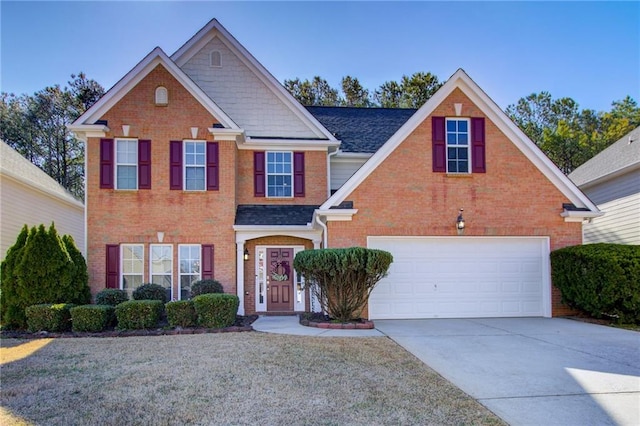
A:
[[252, 315, 383, 337]]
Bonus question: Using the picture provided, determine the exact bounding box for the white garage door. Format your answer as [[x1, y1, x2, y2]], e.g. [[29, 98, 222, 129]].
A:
[[368, 237, 551, 319]]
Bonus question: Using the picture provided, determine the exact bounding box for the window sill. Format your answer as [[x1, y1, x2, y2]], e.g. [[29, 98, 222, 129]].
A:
[[445, 173, 473, 178]]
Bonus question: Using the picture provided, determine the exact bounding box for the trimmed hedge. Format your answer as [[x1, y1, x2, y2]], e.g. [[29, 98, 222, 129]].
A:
[[193, 294, 239, 328], [115, 300, 164, 330], [95, 289, 129, 307], [70, 305, 115, 332], [166, 301, 198, 328], [25, 303, 75, 332], [191, 279, 224, 297], [551, 243, 640, 324], [133, 283, 167, 303]]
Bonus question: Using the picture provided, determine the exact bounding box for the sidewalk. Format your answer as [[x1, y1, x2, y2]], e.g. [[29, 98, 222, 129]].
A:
[[252, 315, 384, 337]]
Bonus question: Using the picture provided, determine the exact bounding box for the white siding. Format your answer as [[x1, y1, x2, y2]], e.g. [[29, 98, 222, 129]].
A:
[[582, 170, 640, 245], [180, 37, 317, 138], [0, 176, 84, 259], [330, 157, 368, 191]]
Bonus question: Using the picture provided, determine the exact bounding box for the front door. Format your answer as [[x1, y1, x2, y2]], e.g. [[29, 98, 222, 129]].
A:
[[266, 248, 294, 312]]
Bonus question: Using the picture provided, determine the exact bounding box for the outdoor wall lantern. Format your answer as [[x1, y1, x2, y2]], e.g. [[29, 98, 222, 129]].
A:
[[456, 208, 465, 235], [244, 248, 250, 261]]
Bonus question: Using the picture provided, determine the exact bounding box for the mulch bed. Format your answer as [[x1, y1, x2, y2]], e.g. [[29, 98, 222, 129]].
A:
[[0, 315, 258, 339], [299, 313, 375, 329]]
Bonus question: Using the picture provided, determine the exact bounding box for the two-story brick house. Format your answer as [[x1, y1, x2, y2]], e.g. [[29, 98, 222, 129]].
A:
[[69, 19, 600, 319]]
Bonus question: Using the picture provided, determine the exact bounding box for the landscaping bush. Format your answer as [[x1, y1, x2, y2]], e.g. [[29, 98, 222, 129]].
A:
[[132, 283, 168, 303], [193, 294, 239, 328], [115, 300, 164, 330], [70, 305, 115, 332], [1, 223, 90, 329], [95, 289, 129, 306], [190, 279, 224, 297], [165, 300, 198, 328], [25, 303, 75, 332], [294, 247, 393, 322], [551, 243, 640, 324]]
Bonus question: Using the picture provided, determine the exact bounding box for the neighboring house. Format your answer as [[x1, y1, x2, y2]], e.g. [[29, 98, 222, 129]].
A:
[[0, 140, 85, 259], [69, 19, 600, 319], [569, 127, 640, 245]]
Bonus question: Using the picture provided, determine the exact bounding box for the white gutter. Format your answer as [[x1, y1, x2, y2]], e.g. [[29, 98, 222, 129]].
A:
[[315, 213, 328, 248]]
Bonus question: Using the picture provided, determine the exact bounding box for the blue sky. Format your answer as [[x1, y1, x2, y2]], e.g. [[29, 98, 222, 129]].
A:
[[1, 1, 638, 112]]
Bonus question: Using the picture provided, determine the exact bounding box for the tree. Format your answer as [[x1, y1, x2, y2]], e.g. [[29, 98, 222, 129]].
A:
[[293, 247, 393, 322], [341, 76, 372, 107], [283, 76, 341, 106], [0, 223, 90, 329], [0, 73, 104, 199], [374, 80, 402, 108], [507, 93, 640, 173], [374, 72, 443, 108]]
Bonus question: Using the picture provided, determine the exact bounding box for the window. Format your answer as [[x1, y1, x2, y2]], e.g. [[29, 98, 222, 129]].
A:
[[179, 244, 201, 299], [184, 141, 205, 190], [150, 245, 173, 301], [446, 118, 470, 173], [116, 139, 138, 189], [121, 244, 143, 298], [266, 152, 292, 197]]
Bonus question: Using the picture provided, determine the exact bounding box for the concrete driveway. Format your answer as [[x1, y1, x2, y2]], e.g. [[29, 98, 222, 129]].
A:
[[375, 318, 640, 426]]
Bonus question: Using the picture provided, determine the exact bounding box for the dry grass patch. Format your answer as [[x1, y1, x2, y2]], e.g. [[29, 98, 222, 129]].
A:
[[1, 333, 505, 425]]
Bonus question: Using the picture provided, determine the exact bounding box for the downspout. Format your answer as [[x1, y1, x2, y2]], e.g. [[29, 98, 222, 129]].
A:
[[315, 213, 328, 249], [326, 148, 340, 198]]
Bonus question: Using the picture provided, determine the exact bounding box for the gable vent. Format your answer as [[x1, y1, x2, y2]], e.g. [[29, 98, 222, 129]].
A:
[[210, 51, 221, 68], [155, 86, 168, 105]]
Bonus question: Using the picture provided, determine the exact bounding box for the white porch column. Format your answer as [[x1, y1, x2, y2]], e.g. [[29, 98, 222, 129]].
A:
[[313, 239, 322, 249], [236, 242, 245, 315]]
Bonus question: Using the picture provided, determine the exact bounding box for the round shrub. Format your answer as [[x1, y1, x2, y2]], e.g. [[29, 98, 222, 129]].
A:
[[191, 279, 224, 297], [95, 289, 129, 306], [132, 283, 168, 303], [115, 300, 164, 330], [193, 294, 239, 328], [166, 300, 197, 328], [70, 305, 115, 332]]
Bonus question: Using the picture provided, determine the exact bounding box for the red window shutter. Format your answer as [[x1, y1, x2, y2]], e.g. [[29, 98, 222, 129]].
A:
[[206, 142, 219, 191], [138, 139, 152, 189], [254, 151, 265, 197], [100, 139, 114, 188], [293, 151, 305, 197], [169, 141, 182, 190], [105, 244, 120, 289], [471, 117, 486, 173], [432, 117, 446, 172], [201, 245, 214, 280]]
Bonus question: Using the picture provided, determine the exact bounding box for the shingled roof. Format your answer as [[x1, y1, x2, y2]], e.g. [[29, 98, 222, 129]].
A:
[[235, 205, 319, 226], [306, 106, 417, 153]]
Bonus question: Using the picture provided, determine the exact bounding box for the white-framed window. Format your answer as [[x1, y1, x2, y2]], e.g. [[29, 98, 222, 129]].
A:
[[184, 141, 206, 191], [150, 244, 173, 301], [266, 151, 292, 197], [121, 244, 144, 298], [179, 244, 201, 300], [116, 139, 138, 189], [446, 118, 470, 173], [210, 50, 221, 67]]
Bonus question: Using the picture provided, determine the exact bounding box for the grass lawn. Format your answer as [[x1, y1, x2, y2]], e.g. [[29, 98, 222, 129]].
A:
[[1, 333, 505, 425]]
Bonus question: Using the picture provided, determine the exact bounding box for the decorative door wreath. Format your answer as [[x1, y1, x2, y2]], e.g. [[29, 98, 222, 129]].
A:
[[270, 260, 290, 281]]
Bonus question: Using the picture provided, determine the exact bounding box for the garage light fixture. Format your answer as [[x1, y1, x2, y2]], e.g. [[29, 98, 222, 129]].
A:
[[244, 248, 250, 261], [456, 208, 465, 235]]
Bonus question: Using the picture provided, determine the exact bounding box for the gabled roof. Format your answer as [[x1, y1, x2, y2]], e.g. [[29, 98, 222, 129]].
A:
[[320, 69, 600, 215], [569, 126, 640, 188], [306, 106, 417, 153], [235, 205, 318, 226], [0, 140, 83, 208], [69, 46, 238, 130], [171, 19, 338, 142]]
